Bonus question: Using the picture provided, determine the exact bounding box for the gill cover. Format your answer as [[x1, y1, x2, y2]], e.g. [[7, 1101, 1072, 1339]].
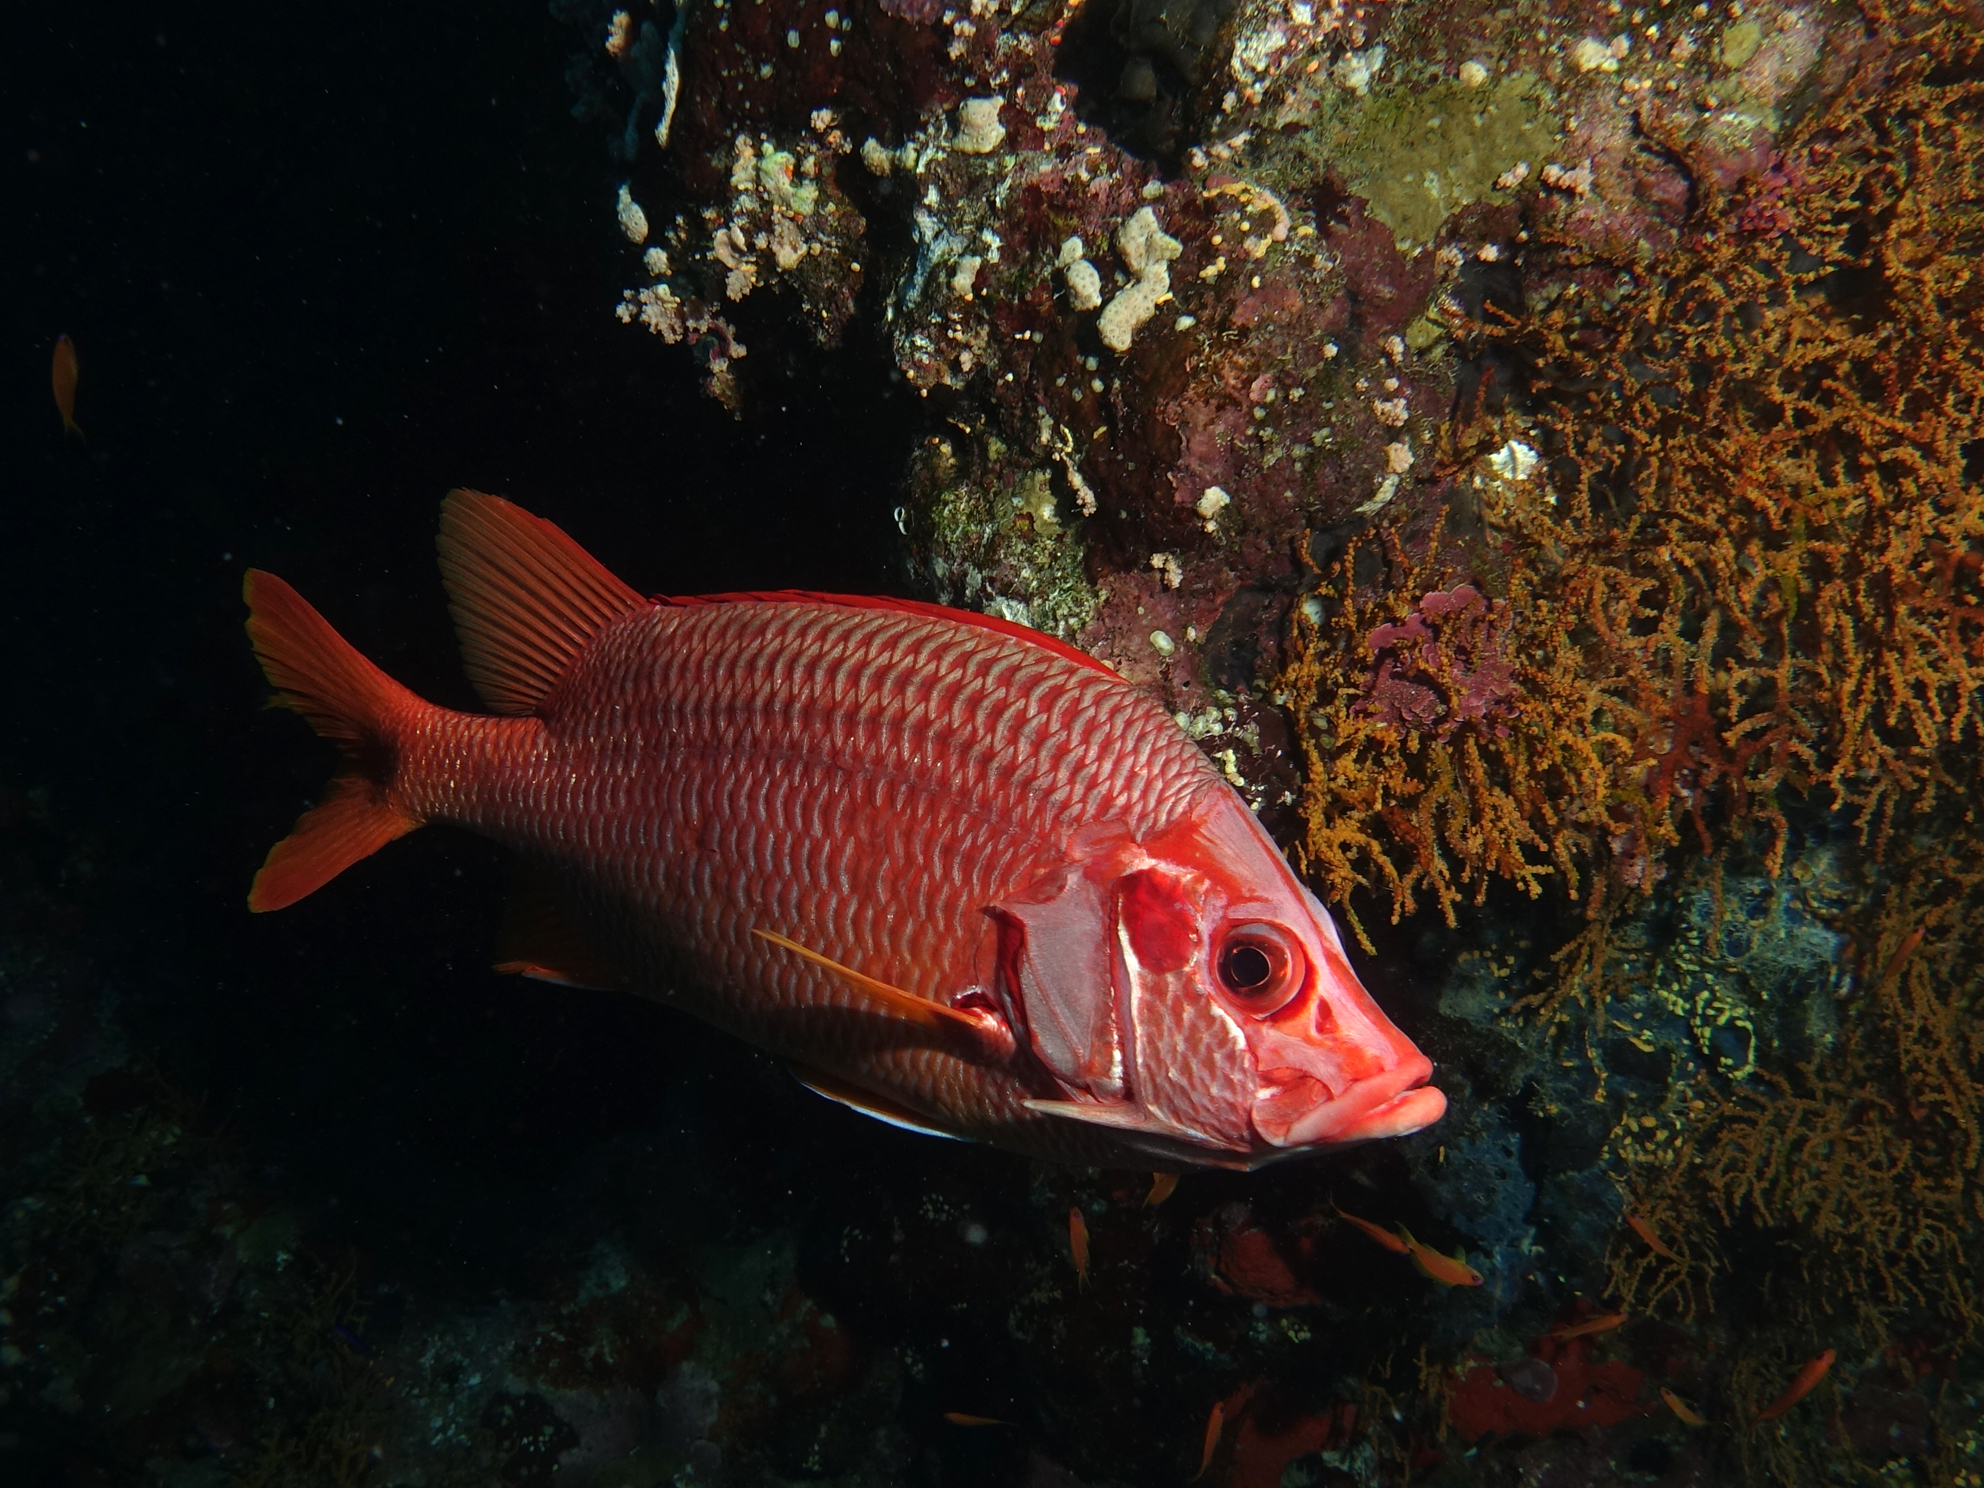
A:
[[991, 844, 1256, 1150]]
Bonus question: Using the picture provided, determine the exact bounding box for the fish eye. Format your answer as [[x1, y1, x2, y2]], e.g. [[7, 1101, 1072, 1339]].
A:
[[1215, 923, 1302, 1013]]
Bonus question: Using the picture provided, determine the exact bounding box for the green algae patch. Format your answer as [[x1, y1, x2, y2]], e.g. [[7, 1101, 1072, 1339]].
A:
[[1719, 18, 1764, 70], [1301, 74, 1559, 251], [907, 435, 1101, 643]]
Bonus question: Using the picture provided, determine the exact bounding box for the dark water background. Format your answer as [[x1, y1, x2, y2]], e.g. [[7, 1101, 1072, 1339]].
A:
[[6, 0, 944, 1294]]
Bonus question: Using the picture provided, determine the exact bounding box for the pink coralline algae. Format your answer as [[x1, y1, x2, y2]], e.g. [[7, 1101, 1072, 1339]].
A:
[[1192, 1202, 1324, 1309], [875, 0, 945, 24], [1360, 585, 1518, 740], [1731, 148, 1810, 237]]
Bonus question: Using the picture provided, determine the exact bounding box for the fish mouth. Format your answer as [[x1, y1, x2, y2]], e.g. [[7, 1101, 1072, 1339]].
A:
[[1251, 1056, 1445, 1149]]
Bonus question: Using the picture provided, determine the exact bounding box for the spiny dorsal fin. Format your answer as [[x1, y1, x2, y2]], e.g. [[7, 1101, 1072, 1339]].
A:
[[436, 490, 647, 714]]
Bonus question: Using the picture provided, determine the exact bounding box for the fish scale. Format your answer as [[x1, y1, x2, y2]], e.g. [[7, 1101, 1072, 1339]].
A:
[[244, 491, 1447, 1168]]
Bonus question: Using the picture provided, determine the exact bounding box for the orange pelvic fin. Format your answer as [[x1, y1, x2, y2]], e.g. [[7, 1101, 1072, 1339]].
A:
[[436, 489, 647, 715], [244, 571, 426, 911], [752, 929, 985, 1037]]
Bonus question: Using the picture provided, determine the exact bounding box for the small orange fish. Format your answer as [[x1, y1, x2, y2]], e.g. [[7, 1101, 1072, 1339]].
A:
[[1069, 1206, 1090, 1289], [1625, 1212, 1679, 1260], [1879, 926, 1925, 986], [1192, 1400, 1226, 1481], [52, 334, 82, 441], [1146, 1172, 1180, 1207], [942, 1411, 1007, 1426], [1335, 1204, 1410, 1255], [1395, 1226, 1483, 1287], [1550, 1311, 1628, 1341], [1754, 1348, 1834, 1423], [1660, 1388, 1707, 1426]]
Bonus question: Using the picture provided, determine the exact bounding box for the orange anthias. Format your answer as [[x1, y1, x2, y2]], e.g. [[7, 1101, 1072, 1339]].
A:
[[51, 334, 82, 440], [1754, 1349, 1835, 1424], [1395, 1227, 1483, 1287], [244, 491, 1447, 1168], [1334, 1204, 1410, 1255], [1625, 1212, 1679, 1260], [1550, 1311, 1628, 1341]]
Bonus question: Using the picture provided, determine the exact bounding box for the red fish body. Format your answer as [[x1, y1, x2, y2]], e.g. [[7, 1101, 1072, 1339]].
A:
[[246, 492, 1445, 1169]]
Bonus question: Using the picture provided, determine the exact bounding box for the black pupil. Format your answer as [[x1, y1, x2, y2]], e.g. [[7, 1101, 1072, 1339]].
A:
[[1222, 942, 1274, 992]]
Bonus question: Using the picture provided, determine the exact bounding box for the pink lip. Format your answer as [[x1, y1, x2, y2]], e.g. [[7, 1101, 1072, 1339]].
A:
[[1252, 1055, 1445, 1148], [1330, 1084, 1448, 1143]]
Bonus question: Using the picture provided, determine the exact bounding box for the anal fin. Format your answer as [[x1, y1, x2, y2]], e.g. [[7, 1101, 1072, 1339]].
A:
[[493, 867, 624, 991]]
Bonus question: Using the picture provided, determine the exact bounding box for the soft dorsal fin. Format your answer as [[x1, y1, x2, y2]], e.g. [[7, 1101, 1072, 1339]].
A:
[[664, 591, 1121, 680], [436, 489, 647, 714]]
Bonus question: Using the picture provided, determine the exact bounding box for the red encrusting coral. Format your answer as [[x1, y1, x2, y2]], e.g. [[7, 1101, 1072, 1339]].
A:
[[1214, 1383, 1358, 1488], [1448, 1333, 1648, 1442], [1192, 1202, 1324, 1309]]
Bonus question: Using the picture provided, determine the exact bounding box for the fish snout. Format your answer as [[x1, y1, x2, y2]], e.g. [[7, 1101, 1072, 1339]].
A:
[[1250, 1053, 1445, 1149]]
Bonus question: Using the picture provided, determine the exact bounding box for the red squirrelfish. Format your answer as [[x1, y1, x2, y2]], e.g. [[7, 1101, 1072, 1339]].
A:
[[244, 491, 1447, 1169]]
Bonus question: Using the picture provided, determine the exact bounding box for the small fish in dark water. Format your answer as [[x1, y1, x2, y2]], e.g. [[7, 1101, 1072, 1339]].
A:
[[1625, 1211, 1678, 1260], [1754, 1348, 1834, 1423], [1396, 1226, 1483, 1287], [1661, 1387, 1707, 1426], [1192, 1399, 1226, 1480], [51, 334, 82, 441], [1334, 1203, 1410, 1255], [1549, 1311, 1627, 1340]]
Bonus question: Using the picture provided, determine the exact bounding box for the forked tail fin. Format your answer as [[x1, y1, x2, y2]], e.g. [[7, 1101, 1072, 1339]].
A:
[[243, 570, 427, 911]]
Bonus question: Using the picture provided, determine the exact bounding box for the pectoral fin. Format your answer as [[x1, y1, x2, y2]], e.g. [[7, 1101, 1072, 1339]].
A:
[[752, 929, 987, 1038]]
